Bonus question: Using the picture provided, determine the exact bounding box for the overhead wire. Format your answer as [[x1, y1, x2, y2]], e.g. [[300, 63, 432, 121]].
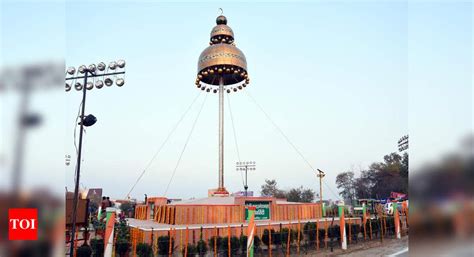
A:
[[244, 90, 341, 200], [163, 93, 209, 196], [126, 92, 202, 198]]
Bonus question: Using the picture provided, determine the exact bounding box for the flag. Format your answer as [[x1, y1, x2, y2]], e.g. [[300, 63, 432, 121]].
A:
[[338, 205, 347, 250], [104, 210, 116, 257], [247, 206, 256, 257], [393, 202, 401, 239]]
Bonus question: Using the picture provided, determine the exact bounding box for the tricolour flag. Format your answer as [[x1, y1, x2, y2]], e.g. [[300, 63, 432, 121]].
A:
[[338, 205, 347, 250], [393, 202, 401, 239], [103, 209, 116, 257], [247, 206, 256, 257]]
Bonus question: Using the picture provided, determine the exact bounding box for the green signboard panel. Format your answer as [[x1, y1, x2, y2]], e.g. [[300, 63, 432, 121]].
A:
[[245, 201, 270, 220]]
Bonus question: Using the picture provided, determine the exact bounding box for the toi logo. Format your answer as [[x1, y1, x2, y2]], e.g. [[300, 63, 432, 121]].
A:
[[9, 208, 38, 240]]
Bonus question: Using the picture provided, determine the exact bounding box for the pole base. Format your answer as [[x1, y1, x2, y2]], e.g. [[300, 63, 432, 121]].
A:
[[208, 187, 229, 197]]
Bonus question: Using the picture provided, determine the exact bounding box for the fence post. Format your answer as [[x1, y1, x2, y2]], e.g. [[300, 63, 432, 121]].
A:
[[379, 218, 383, 243], [228, 226, 231, 257], [286, 225, 290, 257], [168, 228, 173, 256], [324, 220, 328, 249], [297, 220, 301, 254], [185, 226, 189, 257], [133, 229, 137, 257], [180, 228, 183, 253], [214, 226, 217, 257], [73, 230, 78, 257], [348, 218, 352, 244], [316, 221, 319, 251], [268, 223, 272, 257], [369, 218, 373, 240]]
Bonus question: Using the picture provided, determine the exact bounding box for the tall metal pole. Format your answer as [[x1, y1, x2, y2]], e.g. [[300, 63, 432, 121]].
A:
[[317, 169, 325, 217], [11, 82, 31, 194], [218, 77, 224, 190], [244, 166, 248, 196], [69, 71, 88, 257], [319, 175, 323, 207]]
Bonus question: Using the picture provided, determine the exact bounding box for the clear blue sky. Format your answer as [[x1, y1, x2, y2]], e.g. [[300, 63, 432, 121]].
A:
[[1, 1, 471, 201]]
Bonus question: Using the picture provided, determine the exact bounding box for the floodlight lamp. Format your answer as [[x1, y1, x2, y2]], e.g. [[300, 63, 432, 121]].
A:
[[75, 82, 83, 91], [86, 82, 94, 90], [105, 78, 113, 86], [117, 60, 126, 68], [67, 67, 76, 75], [109, 61, 117, 70], [88, 64, 96, 72], [95, 80, 104, 89], [97, 62, 106, 71], [78, 65, 87, 74], [116, 78, 125, 87]]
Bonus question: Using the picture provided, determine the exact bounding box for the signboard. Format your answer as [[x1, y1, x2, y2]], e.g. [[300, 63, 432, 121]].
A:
[[86, 188, 103, 206], [245, 201, 270, 220]]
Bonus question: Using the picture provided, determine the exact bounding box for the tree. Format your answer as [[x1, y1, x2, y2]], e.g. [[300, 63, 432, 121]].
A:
[[260, 180, 315, 202], [301, 188, 316, 202], [285, 186, 315, 203], [337, 152, 409, 200], [115, 215, 131, 257], [260, 179, 286, 198], [336, 171, 355, 203]]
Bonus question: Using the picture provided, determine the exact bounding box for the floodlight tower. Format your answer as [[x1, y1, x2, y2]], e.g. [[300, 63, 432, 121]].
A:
[[196, 12, 249, 195]]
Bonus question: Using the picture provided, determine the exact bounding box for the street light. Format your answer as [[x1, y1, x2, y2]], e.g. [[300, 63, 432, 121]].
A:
[[236, 161, 256, 196], [316, 169, 326, 216], [65, 60, 126, 257], [0, 61, 62, 195]]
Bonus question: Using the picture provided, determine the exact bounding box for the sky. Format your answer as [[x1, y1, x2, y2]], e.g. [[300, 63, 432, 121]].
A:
[[0, 1, 471, 201]]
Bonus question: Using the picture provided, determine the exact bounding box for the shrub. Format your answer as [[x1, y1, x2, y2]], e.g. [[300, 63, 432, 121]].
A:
[[370, 219, 381, 237], [254, 235, 261, 252], [240, 235, 261, 253], [76, 245, 92, 257], [209, 236, 223, 252], [221, 236, 240, 253], [291, 229, 303, 244], [303, 222, 317, 245], [351, 223, 361, 242], [136, 243, 152, 257], [280, 228, 293, 245], [90, 238, 104, 257], [317, 228, 326, 244], [240, 235, 248, 253], [183, 243, 198, 256], [328, 225, 341, 241], [115, 239, 130, 257], [158, 236, 174, 255], [272, 230, 282, 246], [386, 217, 395, 235], [197, 239, 207, 256], [261, 229, 274, 246]]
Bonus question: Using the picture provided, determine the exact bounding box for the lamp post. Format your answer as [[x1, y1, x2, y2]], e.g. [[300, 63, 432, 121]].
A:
[[0, 62, 62, 194], [65, 60, 125, 257], [236, 161, 256, 196], [196, 12, 250, 195], [316, 169, 326, 215]]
